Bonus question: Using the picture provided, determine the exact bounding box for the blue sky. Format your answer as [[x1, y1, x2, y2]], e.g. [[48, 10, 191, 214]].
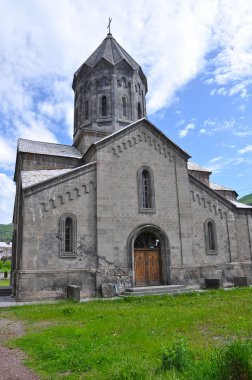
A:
[[0, 0, 252, 223]]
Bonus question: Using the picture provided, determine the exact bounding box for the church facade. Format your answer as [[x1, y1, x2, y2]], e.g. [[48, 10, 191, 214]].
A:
[[12, 33, 252, 301]]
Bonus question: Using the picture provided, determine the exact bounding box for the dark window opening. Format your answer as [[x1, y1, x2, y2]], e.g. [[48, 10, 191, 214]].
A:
[[75, 108, 78, 130], [85, 100, 89, 120], [65, 217, 73, 252], [102, 96, 107, 116], [208, 222, 215, 251], [122, 97, 127, 117], [137, 102, 142, 119], [134, 231, 159, 249]]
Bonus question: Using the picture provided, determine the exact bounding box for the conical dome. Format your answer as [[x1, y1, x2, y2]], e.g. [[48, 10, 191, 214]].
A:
[[85, 33, 140, 69], [72, 33, 148, 155]]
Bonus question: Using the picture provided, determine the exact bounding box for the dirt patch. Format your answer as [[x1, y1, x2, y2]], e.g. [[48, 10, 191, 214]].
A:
[[0, 318, 39, 380]]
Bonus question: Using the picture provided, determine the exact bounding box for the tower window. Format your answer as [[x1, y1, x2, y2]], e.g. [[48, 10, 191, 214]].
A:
[[137, 102, 142, 119], [137, 166, 155, 212], [59, 214, 77, 257], [85, 100, 89, 120], [102, 96, 107, 116], [122, 97, 127, 117], [204, 219, 218, 254], [75, 108, 78, 131]]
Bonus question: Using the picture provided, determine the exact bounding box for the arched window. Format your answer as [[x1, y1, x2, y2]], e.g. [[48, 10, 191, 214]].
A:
[[137, 102, 142, 119], [65, 217, 73, 252], [142, 170, 151, 208], [102, 96, 107, 116], [137, 166, 155, 212], [59, 214, 77, 257], [122, 97, 127, 117], [208, 222, 215, 251], [204, 219, 218, 254], [85, 100, 89, 120]]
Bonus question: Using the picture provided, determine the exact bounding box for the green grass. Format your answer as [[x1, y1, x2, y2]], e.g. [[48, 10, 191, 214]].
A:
[[0, 279, 10, 287], [0, 288, 252, 379], [0, 223, 13, 242], [239, 193, 252, 205]]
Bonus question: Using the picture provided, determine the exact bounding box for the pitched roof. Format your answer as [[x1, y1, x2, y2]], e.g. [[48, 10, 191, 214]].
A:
[[21, 169, 72, 189], [210, 182, 235, 192], [187, 161, 212, 173], [18, 139, 82, 159], [90, 118, 191, 160], [229, 199, 252, 209], [21, 162, 96, 190], [80, 33, 139, 70]]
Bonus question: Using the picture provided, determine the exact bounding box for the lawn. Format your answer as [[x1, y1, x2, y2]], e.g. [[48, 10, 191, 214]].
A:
[[0, 279, 10, 287], [0, 288, 252, 379]]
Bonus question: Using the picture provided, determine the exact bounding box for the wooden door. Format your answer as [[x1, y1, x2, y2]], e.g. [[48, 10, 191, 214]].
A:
[[134, 249, 161, 286]]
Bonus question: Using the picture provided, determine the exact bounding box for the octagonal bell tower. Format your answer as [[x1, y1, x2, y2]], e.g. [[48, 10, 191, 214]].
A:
[[72, 32, 148, 155]]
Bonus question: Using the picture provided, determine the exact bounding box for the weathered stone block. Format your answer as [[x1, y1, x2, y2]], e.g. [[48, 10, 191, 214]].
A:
[[101, 283, 114, 298], [234, 277, 249, 287], [67, 285, 80, 301]]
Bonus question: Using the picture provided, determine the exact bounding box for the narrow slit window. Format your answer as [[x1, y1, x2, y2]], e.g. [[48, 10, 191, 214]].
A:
[[85, 100, 89, 120], [204, 219, 217, 254], [65, 217, 73, 252], [102, 96, 107, 116], [208, 222, 215, 251], [59, 214, 77, 257], [75, 108, 78, 130], [122, 97, 127, 117], [142, 170, 151, 208], [137, 102, 142, 119]]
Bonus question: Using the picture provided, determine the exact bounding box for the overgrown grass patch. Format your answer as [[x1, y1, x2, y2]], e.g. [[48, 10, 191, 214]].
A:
[[0, 288, 252, 379]]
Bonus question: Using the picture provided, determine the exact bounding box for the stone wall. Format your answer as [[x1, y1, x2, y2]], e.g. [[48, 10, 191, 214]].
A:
[[94, 121, 193, 290], [15, 163, 97, 301]]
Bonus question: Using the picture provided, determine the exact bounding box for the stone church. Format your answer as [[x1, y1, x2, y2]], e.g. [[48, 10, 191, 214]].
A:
[[12, 32, 252, 301]]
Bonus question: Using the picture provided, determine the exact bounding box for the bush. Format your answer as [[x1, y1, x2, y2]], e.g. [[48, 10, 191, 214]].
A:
[[191, 340, 252, 380], [161, 338, 192, 372], [4, 260, 11, 270], [212, 340, 252, 380]]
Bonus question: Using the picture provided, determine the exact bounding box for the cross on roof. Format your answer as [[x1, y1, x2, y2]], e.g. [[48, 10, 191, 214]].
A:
[[107, 17, 112, 34]]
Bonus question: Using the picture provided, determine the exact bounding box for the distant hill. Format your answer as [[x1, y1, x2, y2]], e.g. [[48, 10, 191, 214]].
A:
[[238, 193, 252, 206], [0, 224, 13, 242]]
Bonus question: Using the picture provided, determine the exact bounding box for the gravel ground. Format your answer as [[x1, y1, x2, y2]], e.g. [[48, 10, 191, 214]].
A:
[[0, 318, 39, 380]]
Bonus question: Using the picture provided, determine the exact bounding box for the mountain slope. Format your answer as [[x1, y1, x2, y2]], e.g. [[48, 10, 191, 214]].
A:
[[238, 193, 252, 206]]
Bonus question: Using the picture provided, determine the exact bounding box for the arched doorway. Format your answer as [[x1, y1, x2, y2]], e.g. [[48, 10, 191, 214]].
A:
[[134, 231, 161, 286], [127, 225, 170, 287]]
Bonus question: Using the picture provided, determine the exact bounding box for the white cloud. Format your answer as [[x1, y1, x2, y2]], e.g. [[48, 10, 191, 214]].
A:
[[238, 145, 252, 154], [0, 136, 16, 170], [207, 156, 248, 173], [235, 130, 252, 137], [179, 123, 195, 138], [0, 173, 15, 224], [201, 118, 251, 137], [210, 156, 223, 163], [199, 128, 207, 134], [208, 1, 252, 97]]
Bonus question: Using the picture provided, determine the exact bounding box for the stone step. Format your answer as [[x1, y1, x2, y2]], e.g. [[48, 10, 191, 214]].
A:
[[0, 287, 12, 297], [121, 285, 196, 297]]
